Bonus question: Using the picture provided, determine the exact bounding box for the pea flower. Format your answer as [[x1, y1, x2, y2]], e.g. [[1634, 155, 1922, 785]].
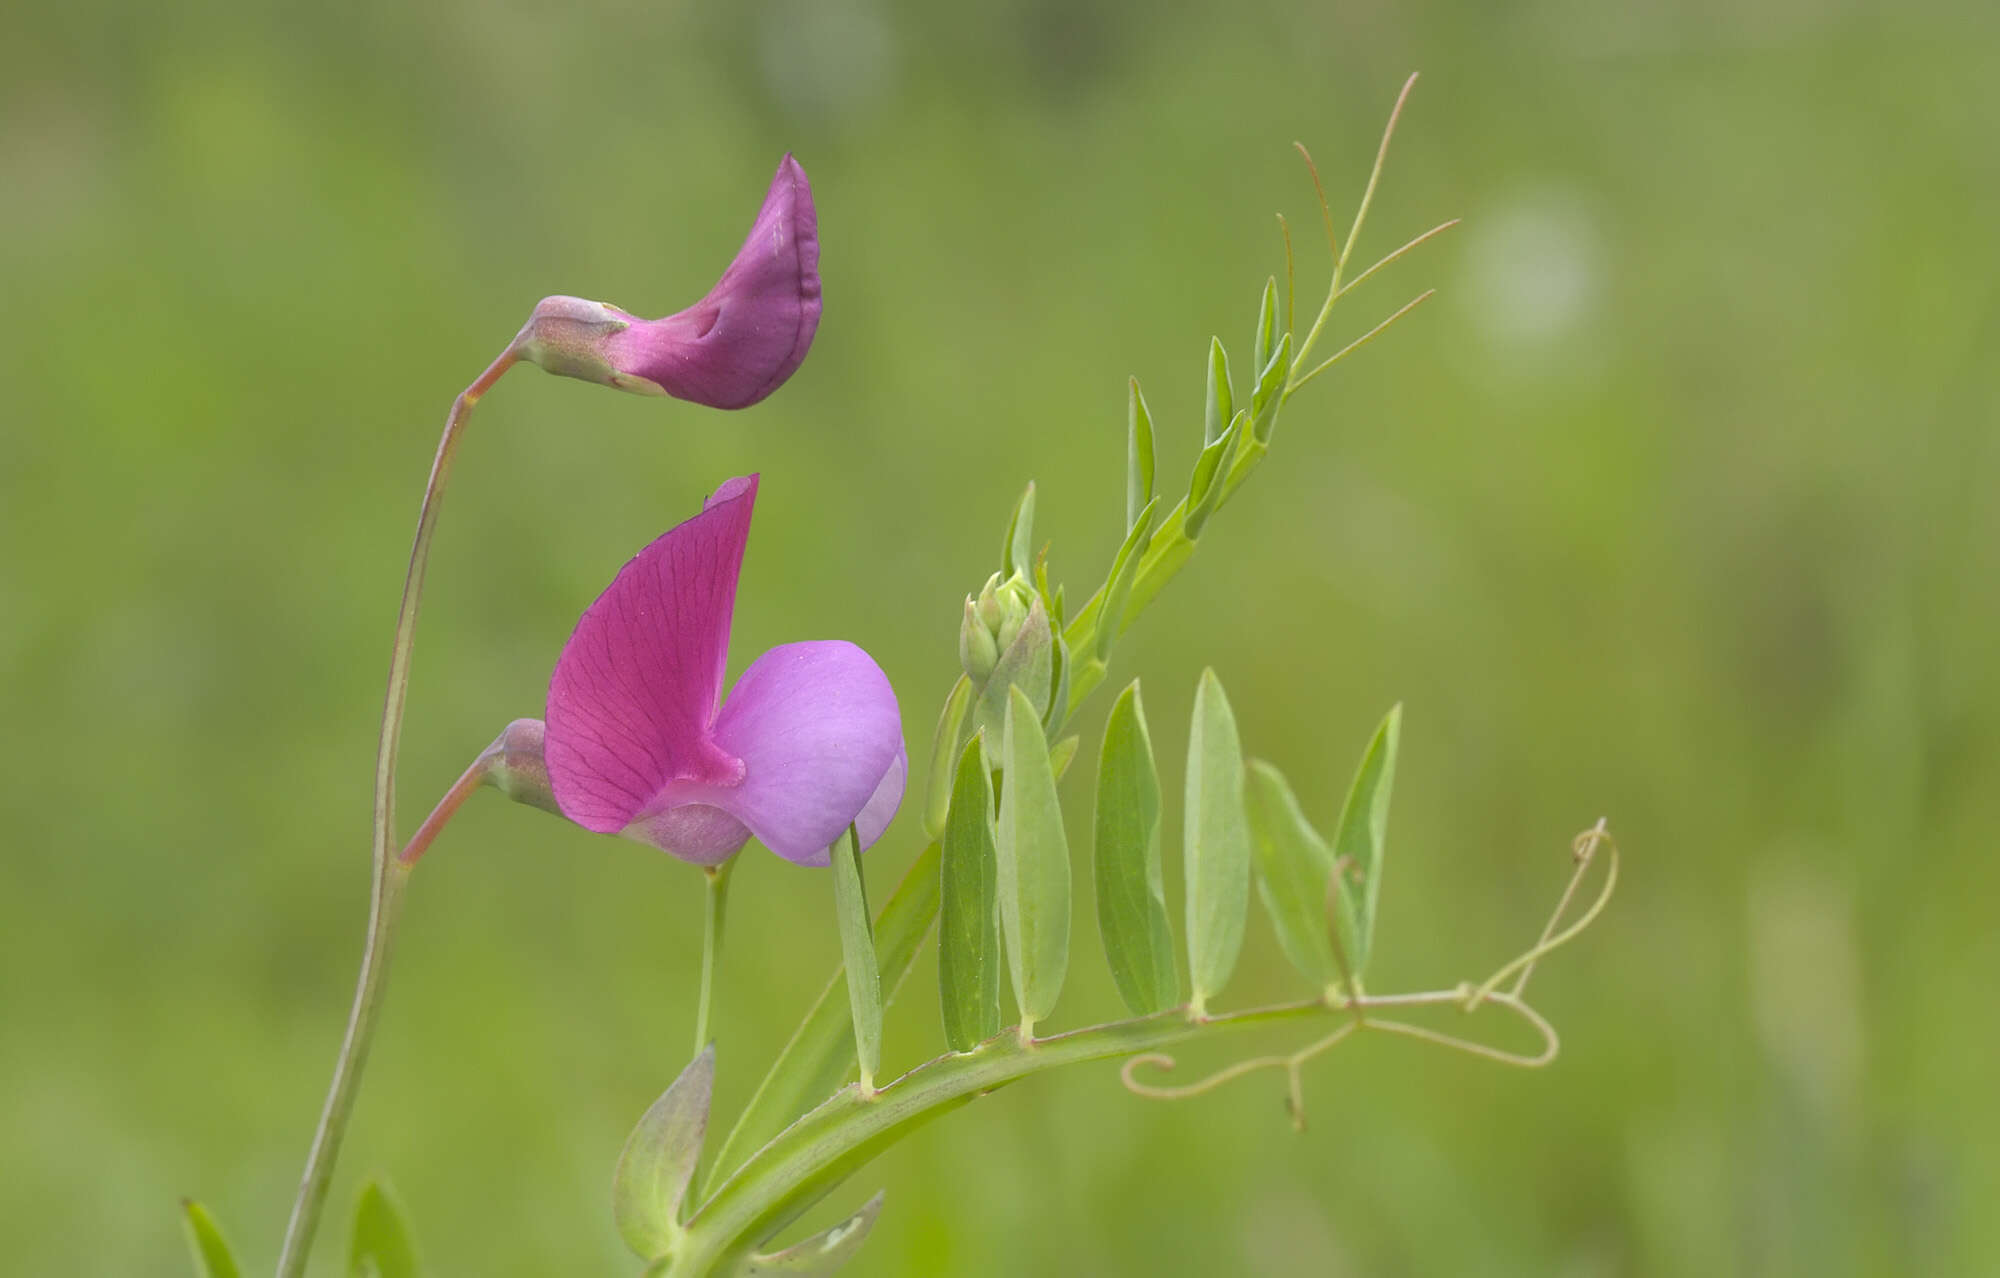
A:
[[533, 474, 905, 866], [513, 155, 822, 409]]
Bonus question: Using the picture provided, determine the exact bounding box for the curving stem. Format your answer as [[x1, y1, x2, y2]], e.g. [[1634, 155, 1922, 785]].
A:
[[275, 349, 517, 1278]]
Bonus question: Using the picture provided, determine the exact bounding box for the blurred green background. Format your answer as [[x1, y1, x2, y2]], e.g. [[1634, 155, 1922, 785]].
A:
[[4, 0, 1997, 1273]]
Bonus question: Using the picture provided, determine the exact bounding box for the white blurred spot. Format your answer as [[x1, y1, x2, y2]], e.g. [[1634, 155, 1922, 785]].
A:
[[760, 0, 899, 121], [1463, 186, 1605, 364]]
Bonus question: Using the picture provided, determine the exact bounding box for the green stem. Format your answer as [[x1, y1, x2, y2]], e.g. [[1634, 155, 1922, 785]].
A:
[[274, 349, 516, 1278], [693, 861, 734, 1057], [673, 1000, 1330, 1277]]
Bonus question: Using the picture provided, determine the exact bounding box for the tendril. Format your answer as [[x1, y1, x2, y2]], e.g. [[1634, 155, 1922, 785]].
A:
[[1117, 822, 1615, 1125]]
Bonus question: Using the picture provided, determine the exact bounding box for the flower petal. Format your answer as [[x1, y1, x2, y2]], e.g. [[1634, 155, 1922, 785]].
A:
[[663, 640, 904, 865], [607, 155, 822, 409], [544, 475, 759, 835]]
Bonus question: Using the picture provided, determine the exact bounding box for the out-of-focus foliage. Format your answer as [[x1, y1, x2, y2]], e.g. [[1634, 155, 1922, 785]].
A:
[[1, 0, 1996, 1273]]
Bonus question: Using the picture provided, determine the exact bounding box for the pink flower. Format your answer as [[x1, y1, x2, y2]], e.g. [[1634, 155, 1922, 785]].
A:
[[539, 475, 904, 866], [514, 156, 822, 409]]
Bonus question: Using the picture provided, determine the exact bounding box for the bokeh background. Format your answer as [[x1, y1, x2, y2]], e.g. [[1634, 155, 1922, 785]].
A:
[[4, 0, 1997, 1273]]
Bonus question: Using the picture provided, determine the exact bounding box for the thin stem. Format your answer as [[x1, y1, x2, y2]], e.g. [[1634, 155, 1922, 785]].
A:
[[693, 861, 734, 1057], [398, 752, 496, 867], [1287, 289, 1436, 396], [674, 985, 1540, 1275], [275, 348, 517, 1278]]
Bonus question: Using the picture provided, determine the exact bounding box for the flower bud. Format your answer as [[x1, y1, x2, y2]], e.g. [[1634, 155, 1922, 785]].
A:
[[960, 596, 1001, 684], [511, 155, 822, 410]]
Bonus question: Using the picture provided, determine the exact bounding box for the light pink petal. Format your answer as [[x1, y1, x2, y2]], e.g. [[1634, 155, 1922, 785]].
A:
[[543, 475, 758, 835], [663, 640, 905, 865]]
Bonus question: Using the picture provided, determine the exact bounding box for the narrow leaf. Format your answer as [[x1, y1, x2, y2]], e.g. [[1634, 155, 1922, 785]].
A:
[[1126, 378, 1156, 533], [746, 1192, 886, 1274], [1047, 733, 1081, 781], [829, 827, 883, 1086], [1203, 337, 1233, 446], [1184, 669, 1249, 1013], [997, 684, 1071, 1027], [1245, 761, 1344, 992], [1093, 682, 1177, 1014], [613, 1046, 716, 1258], [1250, 332, 1291, 443], [1330, 704, 1403, 973], [181, 1201, 240, 1278], [1183, 412, 1247, 540], [1001, 482, 1036, 579], [939, 737, 1000, 1052], [1253, 277, 1279, 385], [1093, 496, 1160, 665], [922, 675, 972, 839], [348, 1181, 420, 1278], [709, 844, 941, 1183]]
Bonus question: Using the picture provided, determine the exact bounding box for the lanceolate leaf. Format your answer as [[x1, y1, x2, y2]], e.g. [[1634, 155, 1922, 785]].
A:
[[1184, 669, 1250, 1013], [614, 1046, 716, 1259], [1245, 760, 1345, 993], [348, 1181, 421, 1278], [1126, 378, 1156, 534], [708, 843, 941, 1184], [1204, 337, 1233, 446], [1094, 682, 1178, 1015], [745, 1192, 885, 1274], [1002, 482, 1036, 580], [181, 1201, 240, 1278], [939, 736, 1001, 1052], [1250, 332, 1291, 443], [829, 827, 883, 1086], [1093, 497, 1161, 665], [1183, 412, 1247, 540], [997, 684, 1071, 1028], [922, 675, 972, 839], [1330, 704, 1403, 974], [1253, 277, 1279, 384]]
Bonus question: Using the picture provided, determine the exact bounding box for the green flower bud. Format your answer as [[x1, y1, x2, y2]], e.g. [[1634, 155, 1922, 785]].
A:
[[960, 596, 1001, 685]]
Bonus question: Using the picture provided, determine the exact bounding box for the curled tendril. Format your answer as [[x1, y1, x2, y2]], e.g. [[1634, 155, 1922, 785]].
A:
[[1118, 822, 1616, 1127]]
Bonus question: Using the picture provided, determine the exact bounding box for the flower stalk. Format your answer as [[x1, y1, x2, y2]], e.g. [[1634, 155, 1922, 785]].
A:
[[274, 350, 517, 1278]]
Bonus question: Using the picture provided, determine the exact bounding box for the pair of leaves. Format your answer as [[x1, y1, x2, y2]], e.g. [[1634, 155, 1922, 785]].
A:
[[1245, 706, 1403, 991], [183, 1184, 419, 1278]]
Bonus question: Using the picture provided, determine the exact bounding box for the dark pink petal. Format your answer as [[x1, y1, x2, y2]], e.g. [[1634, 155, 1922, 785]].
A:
[[663, 640, 905, 865], [544, 476, 759, 836], [605, 155, 822, 409]]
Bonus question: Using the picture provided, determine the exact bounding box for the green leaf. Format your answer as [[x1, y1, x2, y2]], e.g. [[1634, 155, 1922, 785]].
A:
[[746, 1192, 886, 1274], [1330, 704, 1403, 974], [1250, 332, 1291, 443], [1253, 277, 1279, 384], [1001, 482, 1036, 579], [181, 1201, 240, 1278], [1184, 669, 1249, 1013], [1245, 760, 1346, 993], [1093, 496, 1160, 665], [1126, 377, 1156, 534], [1047, 733, 1081, 781], [939, 736, 1000, 1053], [1204, 337, 1233, 446], [348, 1181, 420, 1278], [708, 844, 941, 1185], [1093, 682, 1178, 1015], [997, 684, 1071, 1028], [830, 827, 883, 1086], [614, 1045, 715, 1258], [1183, 411, 1246, 540], [922, 675, 972, 839]]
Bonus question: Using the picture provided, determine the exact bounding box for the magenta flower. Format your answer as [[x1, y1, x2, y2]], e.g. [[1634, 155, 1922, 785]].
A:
[[514, 155, 822, 409], [540, 474, 905, 866]]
